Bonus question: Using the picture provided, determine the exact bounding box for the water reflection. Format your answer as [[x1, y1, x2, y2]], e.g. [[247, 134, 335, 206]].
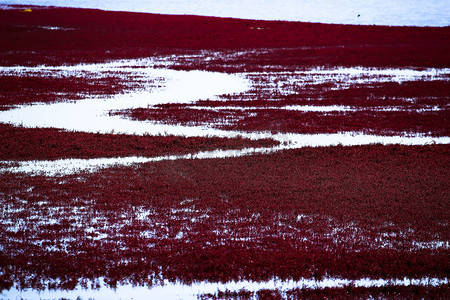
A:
[[1, 60, 449, 175]]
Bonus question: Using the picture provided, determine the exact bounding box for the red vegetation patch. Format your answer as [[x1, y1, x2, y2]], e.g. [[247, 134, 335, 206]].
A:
[[223, 109, 450, 136], [0, 5, 449, 297], [120, 106, 450, 136], [0, 72, 147, 107], [0, 123, 277, 160], [201, 284, 450, 299], [213, 80, 450, 108], [1, 145, 449, 291], [114, 107, 244, 127], [117, 73, 450, 136], [0, 6, 449, 69]]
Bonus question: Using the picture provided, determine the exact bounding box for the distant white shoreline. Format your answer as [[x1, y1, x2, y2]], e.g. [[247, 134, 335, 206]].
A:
[[1, 0, 450, 26]]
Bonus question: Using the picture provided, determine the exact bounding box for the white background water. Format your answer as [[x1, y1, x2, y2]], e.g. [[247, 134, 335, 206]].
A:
[[1, 0, 449, 26]]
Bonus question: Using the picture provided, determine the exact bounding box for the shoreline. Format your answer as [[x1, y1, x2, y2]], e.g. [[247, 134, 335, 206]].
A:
[[2, 1, 450, 27]]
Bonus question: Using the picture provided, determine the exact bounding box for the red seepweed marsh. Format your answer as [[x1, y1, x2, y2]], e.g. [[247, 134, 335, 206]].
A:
[[0, 5, 449, 299]]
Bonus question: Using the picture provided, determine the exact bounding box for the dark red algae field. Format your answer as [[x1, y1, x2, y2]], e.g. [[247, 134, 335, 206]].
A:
[[1, 5, 449, 299]]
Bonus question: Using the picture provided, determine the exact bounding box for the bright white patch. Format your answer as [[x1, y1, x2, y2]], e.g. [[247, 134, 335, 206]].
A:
[[189, 104, 446, 113], [38, 26, 75, 31], [0, 62, 249, 136], [2, 277, 448, 300]]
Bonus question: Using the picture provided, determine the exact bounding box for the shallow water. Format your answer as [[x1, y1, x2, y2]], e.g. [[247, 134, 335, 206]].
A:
[[0, 62, 249, 137], [1, 61, 448, 139], [3, 276, 448, 300], [2, 132, 449, 176], [2, 0, 450, 26], [1, 59, 449, 175], [2, 189, 448, 298]]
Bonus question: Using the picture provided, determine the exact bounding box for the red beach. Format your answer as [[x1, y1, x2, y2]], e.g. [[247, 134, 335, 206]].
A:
[[0, 5, 449, 298]]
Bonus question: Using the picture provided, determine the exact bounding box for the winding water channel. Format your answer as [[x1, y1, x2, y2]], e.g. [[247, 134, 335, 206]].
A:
[[1, 58, 449, 175]]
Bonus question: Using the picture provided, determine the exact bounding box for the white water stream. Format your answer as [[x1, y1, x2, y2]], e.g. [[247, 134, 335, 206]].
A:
[[3, 277, 448, 300], [1, 59, 449, 175]]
